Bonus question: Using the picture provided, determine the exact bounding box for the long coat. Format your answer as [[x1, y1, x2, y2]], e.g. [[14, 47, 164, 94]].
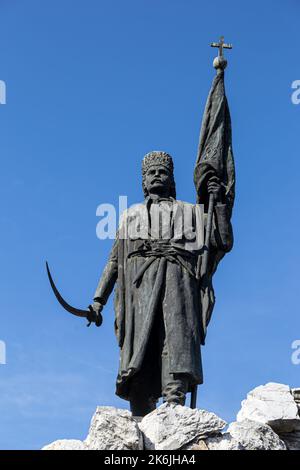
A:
[[94, 197, 233, 400]]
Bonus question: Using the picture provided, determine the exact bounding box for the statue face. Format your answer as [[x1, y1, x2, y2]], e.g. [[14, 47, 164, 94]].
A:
[[144, 164, 172, 196]]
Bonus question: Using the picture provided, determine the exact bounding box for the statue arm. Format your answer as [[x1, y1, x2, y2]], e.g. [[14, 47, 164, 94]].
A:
[[205, 176, 233, 253], [93, 236, 119, 306], [210, 203, 233, 253]]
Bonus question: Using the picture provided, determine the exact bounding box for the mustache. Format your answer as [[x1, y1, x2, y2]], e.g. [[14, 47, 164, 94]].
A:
[[151, 178, 163, 183]]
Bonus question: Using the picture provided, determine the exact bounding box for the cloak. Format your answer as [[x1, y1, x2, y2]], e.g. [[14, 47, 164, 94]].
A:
[[94, 198, 233, 400]]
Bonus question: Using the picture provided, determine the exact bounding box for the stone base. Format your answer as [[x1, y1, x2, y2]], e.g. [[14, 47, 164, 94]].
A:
[[42, 382, 300, 451]]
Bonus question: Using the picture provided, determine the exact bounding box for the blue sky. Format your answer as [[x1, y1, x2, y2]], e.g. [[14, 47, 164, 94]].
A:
[[0, 0, 299, 449]]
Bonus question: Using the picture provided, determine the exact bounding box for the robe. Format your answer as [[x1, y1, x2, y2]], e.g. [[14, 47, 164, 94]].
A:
[[94, 197, 233, 401]]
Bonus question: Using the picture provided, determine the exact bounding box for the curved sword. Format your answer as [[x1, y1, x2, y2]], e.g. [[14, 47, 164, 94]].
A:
[[46, 261, 102, 327]]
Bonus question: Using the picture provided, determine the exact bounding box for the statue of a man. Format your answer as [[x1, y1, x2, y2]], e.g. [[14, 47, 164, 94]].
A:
[[89, 150, 233, 416]]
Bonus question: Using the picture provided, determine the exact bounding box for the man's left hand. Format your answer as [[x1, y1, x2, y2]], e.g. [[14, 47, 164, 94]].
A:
[[207, 176, 222, 203]]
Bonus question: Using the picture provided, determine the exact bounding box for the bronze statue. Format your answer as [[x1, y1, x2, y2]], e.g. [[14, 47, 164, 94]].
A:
[[47, 38, 235, 417]]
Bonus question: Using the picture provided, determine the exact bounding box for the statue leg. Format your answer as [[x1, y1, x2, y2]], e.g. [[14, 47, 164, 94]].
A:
[[160, 335, 189, 405], [129, 393, 156, 417], [161, 374, 189, 405], [128, 321, 161, 417], [129, 370, 157, 416]]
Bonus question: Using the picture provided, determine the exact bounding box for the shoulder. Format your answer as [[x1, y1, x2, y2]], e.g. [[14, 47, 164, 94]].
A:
[[119, 202, 147, 224], [174, 199, 192, 207], [174, 199, 204, 211]]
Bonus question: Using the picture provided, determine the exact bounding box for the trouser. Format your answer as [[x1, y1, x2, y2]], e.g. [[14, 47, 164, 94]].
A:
[[129, 306, 190, 417]]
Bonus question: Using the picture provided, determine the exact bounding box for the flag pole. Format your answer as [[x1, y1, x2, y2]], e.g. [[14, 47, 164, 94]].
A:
[[190, 36, 233, 410]]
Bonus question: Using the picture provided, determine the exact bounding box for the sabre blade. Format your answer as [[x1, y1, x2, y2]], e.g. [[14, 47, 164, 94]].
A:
[[46, 261, 88, 318]]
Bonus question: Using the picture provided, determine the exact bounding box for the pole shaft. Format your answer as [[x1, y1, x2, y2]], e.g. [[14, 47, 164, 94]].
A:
[[190, 385, 198, 409]]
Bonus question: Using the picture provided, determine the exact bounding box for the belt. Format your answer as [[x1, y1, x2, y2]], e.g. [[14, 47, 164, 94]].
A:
[[128, 240, 196, 285]]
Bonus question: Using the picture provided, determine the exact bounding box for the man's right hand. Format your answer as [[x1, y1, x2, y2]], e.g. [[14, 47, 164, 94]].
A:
[[87, 301, 103, 327]]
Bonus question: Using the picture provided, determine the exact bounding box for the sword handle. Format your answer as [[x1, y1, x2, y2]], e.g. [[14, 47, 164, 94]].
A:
[[87, 305, 103, 327]]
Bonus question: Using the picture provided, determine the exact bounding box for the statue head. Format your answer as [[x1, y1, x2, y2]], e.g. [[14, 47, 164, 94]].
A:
[[142, 151, 176, 199]]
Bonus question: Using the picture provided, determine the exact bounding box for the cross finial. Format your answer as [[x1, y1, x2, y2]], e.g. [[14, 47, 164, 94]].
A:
[[210, 36, 233, 71], [211, 36, 232, 58]]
